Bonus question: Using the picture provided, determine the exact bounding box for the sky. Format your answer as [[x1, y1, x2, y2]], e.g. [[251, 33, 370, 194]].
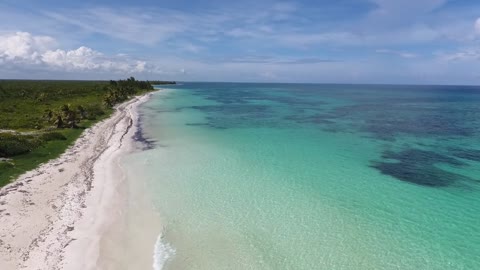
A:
[[1, 0, 480, 84]]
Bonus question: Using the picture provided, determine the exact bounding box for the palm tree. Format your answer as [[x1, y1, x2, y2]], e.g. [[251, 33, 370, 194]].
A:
[[58, 104, 78, 128], [103, 92, 114, 107]]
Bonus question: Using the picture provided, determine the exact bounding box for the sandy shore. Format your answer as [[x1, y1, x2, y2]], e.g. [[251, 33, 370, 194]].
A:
[[0, 93, 156, 270]]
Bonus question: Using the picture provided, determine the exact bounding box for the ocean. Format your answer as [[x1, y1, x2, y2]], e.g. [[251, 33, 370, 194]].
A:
[[123, 83, 480, 269]]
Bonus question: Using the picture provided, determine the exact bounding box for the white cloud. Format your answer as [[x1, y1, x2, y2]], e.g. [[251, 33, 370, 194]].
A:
[[0, 32, 152, 74], [0, 32, 55, 63], [475, 18, 480, 34], [42, 47, 101, 69]]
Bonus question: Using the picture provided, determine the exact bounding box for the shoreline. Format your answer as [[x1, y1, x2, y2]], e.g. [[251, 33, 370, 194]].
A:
[[0, 92, 157, 269]]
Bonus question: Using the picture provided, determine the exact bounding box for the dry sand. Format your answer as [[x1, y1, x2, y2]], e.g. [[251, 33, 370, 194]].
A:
[[0, 93, 157, 270]]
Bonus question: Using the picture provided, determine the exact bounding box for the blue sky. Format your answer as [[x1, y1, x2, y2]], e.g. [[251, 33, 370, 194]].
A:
[[1, 0, 480, 84]]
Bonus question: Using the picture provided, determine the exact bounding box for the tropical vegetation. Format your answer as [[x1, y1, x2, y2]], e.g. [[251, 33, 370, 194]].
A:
[[0, 77, 172, 186]]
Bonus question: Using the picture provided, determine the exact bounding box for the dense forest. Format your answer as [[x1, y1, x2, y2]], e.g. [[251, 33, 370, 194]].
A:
[[0, 77, 172, 186]]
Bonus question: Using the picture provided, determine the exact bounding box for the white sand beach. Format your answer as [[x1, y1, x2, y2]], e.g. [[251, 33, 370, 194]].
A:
[[0, 93, 160, 270]]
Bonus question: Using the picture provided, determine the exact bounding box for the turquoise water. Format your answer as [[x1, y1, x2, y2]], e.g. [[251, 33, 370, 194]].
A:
[[125, 83, 480, 269]]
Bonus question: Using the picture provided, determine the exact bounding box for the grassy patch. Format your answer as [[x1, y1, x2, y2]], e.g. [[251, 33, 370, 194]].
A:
[[0, 129, 83, 186], [0, 80, 109, 130]]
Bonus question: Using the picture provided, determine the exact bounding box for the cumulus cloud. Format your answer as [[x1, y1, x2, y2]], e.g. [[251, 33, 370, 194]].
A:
[[0, 32, 150, 73], [42, 47, 147, 72], [0, 32, 55, 63], [475, 18, 480, 34]]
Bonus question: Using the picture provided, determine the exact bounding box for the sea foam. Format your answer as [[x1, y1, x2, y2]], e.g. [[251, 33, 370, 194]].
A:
[[153, 232, 175, 270]]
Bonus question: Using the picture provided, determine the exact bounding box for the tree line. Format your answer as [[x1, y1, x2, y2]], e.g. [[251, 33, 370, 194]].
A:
[[47, 77, 156, 129]]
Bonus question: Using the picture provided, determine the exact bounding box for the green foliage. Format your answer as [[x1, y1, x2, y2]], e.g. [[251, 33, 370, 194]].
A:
[[40, 131, 67, 141], [0, 80, 109, 130], [0, 132, 67, 158], [0, 78, 164, 186], [0, 129, 84, 187], [102, 77, 155, 108], [0, 133, 41, 157], [0, 78, 155, 130], [83, 104, 105, 120]]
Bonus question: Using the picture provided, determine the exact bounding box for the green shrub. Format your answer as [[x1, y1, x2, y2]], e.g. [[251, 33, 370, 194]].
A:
[[84, 104, 105, 120], [0, 134, 40, 157], [0, 162, 14, 170], [40, 132, 67, 141]]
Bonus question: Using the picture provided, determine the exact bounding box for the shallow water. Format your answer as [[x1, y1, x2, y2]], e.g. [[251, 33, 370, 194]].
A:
[[124, 83, 480, 269]]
